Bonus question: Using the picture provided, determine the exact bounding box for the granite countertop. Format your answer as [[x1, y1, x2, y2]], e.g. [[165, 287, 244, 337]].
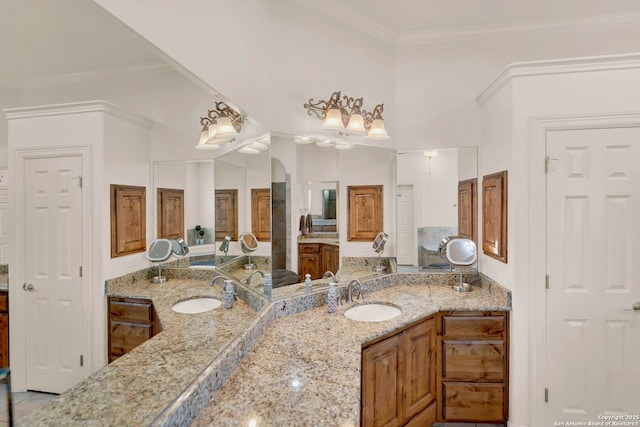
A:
[[192, 275, 510, 426], [20, 276, 264, 427], [20, 270, 510, 427], [297, 237, 340, 245], [0, 273, 7, 291]]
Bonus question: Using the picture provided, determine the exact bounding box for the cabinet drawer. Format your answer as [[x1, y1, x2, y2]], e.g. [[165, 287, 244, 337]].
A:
[[110, 322, 153, 357], [110, 300, 153, 324], [442, 382, 505, 422], [442, 315, 504, 338], [442, 340, 505, 381], [298, 243, 320, 254], [0, 293, 7, 313]]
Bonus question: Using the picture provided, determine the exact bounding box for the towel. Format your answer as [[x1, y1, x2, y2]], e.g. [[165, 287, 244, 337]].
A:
[[306, 214, 313, 234], [299, 215, 307, 235]]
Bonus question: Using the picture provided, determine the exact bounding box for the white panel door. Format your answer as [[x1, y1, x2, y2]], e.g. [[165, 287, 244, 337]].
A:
[[24, 155, 88, 393], [0, 187, 8, 263], [546, 127, 640, 421], [396, 185, 415, 265]]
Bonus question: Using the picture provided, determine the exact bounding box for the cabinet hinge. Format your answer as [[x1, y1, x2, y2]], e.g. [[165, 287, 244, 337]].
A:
[[545, 387, 549, 402], [79, 266, 83, 278], [545, 274, 549, 289], [80, 355, 84, 367]]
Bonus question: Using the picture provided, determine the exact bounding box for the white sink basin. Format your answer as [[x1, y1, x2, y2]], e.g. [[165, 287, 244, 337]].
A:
[[344, 303, 401, 322], [171, 297, 222, 314]]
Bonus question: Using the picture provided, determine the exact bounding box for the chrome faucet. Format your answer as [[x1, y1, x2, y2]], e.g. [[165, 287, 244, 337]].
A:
[[245, 270, 265, 285], [210, 275, 227, 291], [347, 279, 365, 303], [323, 271, 336, 282]]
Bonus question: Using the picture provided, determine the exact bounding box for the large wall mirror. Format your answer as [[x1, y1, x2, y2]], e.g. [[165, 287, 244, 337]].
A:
[[269, 135, 396, 300], [396, 147, 478, 271]]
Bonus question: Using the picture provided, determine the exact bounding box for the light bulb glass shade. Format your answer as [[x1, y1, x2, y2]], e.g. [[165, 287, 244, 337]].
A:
[[239, 146, 260, 154], [335, 143, 354, 150], [315, 139, 334, 148], [250, 142, 268, 151], [195, 138, 221, 150], [367, 118, 390, 140], [199, 129, 210, 145], [345, 113, 366, 135], [207, 124, 217, 139], [322, 108, 345, 130], [294, 135, 314, 144], [423, 150, 438, 158], [214, 116, 238, 137]]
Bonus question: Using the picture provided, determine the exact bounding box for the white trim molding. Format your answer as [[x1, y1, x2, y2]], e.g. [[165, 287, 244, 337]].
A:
[[4, 100, 153, 128], [478, 53, 640, 105]]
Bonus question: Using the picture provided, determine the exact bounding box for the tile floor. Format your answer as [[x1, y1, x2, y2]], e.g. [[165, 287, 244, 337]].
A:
[[0, 389, 57, 426]]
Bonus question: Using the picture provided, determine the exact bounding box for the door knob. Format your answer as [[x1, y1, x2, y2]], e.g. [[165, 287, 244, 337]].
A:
[[22, 283, 34, 291], [626, 302, 640, 312]]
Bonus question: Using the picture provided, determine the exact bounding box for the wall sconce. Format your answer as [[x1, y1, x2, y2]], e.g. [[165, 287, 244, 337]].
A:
[[196, 101, 245, 150], [238, 134, 271, 155], [294, 135, 355, 150], [303, 91, 390, 140]]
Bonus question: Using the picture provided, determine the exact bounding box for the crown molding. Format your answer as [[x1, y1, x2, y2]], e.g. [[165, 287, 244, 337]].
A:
[[292, 0, 397, 45], [477, 53, 640, 104], [14, 62, 173, 89], [399, 12, 640, 46], [3, 100, 153, 128]]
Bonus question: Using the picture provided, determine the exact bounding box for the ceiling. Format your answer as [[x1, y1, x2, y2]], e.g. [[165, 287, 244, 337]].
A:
[[296, 0, 640, 43], [0, 0, 165, 88], [3, 0, 640, 89]]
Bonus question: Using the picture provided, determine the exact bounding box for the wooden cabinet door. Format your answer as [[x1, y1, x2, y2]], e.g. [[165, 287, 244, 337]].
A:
[[403, 318, 436, 421], [215, 189, 238, 240], [251, 188, 271, 241], [298, 252, 321, 281], [482, 171, 507, 262], [321, 244, 339, 275], [110, 184, 146, 257], [457, 178, 477, 244], [157, 188, 184, 239], [362, 335, 403, 427], [347, 185, 383, 241]]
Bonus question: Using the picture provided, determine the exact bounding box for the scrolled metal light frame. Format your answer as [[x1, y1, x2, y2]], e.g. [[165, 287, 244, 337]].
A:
[[304, 90, 385, 130], [199, 101, 245, 133]]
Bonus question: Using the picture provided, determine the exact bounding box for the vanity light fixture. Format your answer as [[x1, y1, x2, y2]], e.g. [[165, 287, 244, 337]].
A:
[[294, 135, 356, 150], [195, 101, 245, 150], [304, 91, 390, 140]]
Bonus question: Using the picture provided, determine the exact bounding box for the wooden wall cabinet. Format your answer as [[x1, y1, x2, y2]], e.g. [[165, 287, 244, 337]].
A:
[[108, 297, 161, 363], [482, 171, 507, 262], [110, 184, 146, 258], [0, 291, 8, 368], [362, 318, 437, 427], [215, 189, 238, 240], [297, 243, 339, 281], [437, 311, 509, 423], [458, 178, 477, 244], [157, 188, 184, 240], [347, 185, 383, 241], [251, 188, 271, 242]]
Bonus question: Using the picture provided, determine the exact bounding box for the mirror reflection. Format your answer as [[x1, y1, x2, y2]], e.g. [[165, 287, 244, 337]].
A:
[[396, 147, 477, 272]]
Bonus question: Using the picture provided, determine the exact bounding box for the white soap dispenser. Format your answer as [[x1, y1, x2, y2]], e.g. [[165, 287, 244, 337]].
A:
[[327, 282, 338, 313], [304, 273, 312, 293], [224, 279, 234, 309], [263, 273, 272, 298]]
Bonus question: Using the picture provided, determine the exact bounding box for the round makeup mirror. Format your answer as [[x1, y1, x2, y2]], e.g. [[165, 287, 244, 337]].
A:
[[147, 239, 173, 284], [239, 232, 258, 270], [445, 238, 477, 292], [372, 232, 389, 272]]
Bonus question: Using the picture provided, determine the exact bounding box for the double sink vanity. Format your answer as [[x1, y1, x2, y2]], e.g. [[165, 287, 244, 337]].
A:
[[21, 265, 511, 427]]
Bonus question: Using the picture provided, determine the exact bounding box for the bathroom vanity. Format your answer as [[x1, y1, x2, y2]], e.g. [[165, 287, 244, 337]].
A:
[[22, 271, 510, 426]]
